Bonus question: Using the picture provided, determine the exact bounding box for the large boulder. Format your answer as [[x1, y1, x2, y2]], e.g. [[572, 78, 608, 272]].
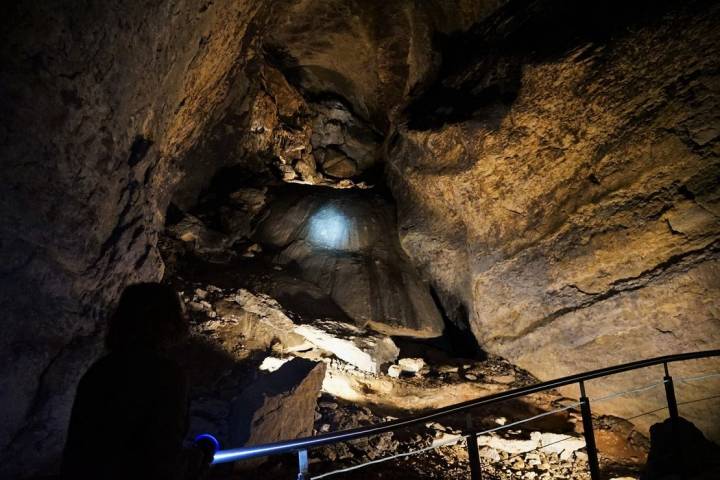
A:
[[167, 214, 235, 261], [294, 320, 399, 374], [230, 358, 326, 450], [218, 289, 399, 373]]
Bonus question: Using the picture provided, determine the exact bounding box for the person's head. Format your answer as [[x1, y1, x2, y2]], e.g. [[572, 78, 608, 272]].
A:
[[106, 282, 187, 352]]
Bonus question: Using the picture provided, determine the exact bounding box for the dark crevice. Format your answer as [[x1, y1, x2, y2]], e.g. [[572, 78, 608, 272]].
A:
[[653, 326, 674, 335], [165, 203, 185, 227], [97, 180, 141, 262], [127, 135, 153, 167], [262, 43, 302, 86], [427, 287, 487, 360], [679, 184, 697, 201]]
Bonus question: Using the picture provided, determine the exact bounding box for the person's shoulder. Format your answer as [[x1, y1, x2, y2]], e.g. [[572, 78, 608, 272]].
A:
[[74, 353, 120, 394], [80, 353, 114, 379]]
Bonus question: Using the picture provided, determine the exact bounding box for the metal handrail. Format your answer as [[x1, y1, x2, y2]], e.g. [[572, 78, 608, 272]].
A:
[[210, 349, 720, 479]]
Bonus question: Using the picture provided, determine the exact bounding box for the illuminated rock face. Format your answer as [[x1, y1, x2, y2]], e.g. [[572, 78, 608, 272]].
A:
[[3, 0, 720, 475], [388, 1, 720, 439], [255, 186, 445, 338]]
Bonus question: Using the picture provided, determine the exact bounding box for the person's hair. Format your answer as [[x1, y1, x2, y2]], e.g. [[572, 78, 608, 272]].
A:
[[106, 283, 187, 351]]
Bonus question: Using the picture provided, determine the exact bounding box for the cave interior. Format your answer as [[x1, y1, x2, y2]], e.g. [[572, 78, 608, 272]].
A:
[[1, 0, 720, 479]]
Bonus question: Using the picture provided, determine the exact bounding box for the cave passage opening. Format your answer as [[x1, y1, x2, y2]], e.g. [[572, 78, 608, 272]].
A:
[[162, 162, 476, 356]]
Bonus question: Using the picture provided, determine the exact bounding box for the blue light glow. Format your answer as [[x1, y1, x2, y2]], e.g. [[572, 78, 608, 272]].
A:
[[308, 206, 349, 249], [195, 433, 220, 454]]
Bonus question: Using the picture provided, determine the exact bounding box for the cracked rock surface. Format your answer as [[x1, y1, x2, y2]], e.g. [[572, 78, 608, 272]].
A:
[[0, 1, 267, 475], [388, 0, 720, 439]]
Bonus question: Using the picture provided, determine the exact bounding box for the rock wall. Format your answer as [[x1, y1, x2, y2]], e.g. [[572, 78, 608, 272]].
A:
[[0, 1, 266, 475], [255, 186, 445, 338], [172, 0, 510, 203], [388, 0, 720, 438], [3, 0, 720, 474], [264, 0, 508, 128], [0, 2, 502, 474]]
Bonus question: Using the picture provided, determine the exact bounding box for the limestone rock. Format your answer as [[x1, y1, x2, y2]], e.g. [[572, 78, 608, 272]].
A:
[[311, 100, 380, 175], [167, 214, 234, 258], [294, 320, 399, 374], [265, 0, 501, 127], [389, 0, 720, 439], [0, 0, 267, 474], [259, 357, 291, 373], [320, 149, 359, 179], [398, 358, 425, 374], [220, 289, 399, 373], [476, 432, 585, 458], [219, 187, 269, 237], [230, 358, 326, 449], [214, 296, 309, 352]]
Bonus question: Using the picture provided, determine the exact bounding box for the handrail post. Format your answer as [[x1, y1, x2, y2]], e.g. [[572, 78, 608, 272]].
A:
[[297, 449, 309, 480], [663, 362, 679, 422], [465, 413, 483, 480], [207, 351, 720, 468], [579, 381, 601, 480]]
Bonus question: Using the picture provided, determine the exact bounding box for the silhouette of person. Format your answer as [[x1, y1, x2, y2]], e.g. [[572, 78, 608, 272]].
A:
[[62, 282, 215, 480]]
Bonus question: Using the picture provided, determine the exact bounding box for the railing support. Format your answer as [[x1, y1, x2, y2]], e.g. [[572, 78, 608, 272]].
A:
[[663, 362, 679, 422], [208, 350, 720, 467], [465, 413, 483, 480], [579, 381, 601, 480], [297, 449, 309, 480]]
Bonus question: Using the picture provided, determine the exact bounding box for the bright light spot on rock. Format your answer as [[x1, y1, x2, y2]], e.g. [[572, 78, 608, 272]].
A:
[[308, 206, 348, 249], [259, 356, 290, 372], [321, 370, 364, 402]]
